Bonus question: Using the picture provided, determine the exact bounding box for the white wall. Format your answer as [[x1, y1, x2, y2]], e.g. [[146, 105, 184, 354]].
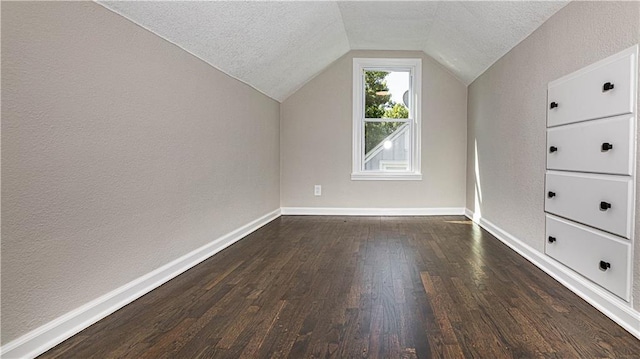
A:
[[281, 50, 467, 209], [1, 2, 280, 344], [466, 1, 640, 310]]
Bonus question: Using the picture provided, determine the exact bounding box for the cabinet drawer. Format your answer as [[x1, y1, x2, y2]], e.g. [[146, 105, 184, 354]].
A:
[[547, 48, 636, 127], [545, 171, 633, 238], [546, 115, 634, 175], [545, 215, 630, 301]]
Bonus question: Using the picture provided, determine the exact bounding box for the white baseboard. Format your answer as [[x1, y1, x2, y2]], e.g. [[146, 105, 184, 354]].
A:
[[281, 207, 466, 216], [464, 208, 640, 340], [0, 208, 282, 359]]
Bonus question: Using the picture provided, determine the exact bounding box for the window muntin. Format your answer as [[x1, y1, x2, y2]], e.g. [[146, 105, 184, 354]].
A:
[[352, 59, 421, 180]]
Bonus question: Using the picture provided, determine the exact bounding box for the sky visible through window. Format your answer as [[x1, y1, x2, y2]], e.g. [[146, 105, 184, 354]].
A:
[[385, 71, 410, 106]]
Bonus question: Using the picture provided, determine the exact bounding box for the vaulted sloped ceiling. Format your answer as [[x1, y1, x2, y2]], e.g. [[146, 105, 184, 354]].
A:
[[99, 1, 568, 102]]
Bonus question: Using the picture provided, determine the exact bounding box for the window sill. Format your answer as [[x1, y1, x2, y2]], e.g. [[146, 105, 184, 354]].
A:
[[351, 172, 423, 181]]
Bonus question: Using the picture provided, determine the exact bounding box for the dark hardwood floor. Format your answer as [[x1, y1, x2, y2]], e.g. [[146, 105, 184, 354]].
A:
[[40, 216, 640, 358]]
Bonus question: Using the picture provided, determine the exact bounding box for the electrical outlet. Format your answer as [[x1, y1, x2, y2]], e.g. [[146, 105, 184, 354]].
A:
[[314, 185, 322, 196]]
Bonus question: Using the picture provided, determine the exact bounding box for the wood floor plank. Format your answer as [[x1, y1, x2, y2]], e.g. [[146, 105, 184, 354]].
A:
[[39, 216, 640, 358]]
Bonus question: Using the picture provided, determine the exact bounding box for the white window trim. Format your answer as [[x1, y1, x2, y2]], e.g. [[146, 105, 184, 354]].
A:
[[379, 160, 410, 172], [351, 58, 422, 181]]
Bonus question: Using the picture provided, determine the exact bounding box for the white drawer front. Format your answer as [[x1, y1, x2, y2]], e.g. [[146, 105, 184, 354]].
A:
[[545, 215, 631, 301], [545, 172, 633, 238], [547, 49, 636, 127], [546, 115, 634, 175]]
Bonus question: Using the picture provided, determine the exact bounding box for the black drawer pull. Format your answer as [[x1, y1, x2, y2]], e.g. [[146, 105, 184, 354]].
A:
[[549, 146, 558, 153], [548, 236, 556, 243], [599, 261, 611, 271], [550, 102, 559, 109], [600, 201, 611, 211], [603, 82, 615, 92], [601, 142, 613, 151], [548, 191, 556, 198]]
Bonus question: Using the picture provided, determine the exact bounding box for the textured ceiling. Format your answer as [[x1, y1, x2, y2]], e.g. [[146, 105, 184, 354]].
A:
[[99, 1, 568, 101]]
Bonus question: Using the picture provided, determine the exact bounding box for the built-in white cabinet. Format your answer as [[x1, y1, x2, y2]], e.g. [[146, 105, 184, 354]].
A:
[[547, 51, 635, 127], [544, 45, 637, 302], [546, 215, 631, 300], [546, 115, 634, 175], [545, 171, 633, 238]]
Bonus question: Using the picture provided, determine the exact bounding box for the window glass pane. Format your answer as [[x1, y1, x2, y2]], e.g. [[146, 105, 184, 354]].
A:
[[364, 122, 410, 171], [364, 70, 410, 119]]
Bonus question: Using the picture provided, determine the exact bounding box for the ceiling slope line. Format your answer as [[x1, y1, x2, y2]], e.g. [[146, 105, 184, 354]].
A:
[[466, 1, 571, 86], [94, 1, 281, 103]]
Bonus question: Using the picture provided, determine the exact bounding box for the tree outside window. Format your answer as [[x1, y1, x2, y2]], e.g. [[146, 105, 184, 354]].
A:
[[364, 71, 409, 154]]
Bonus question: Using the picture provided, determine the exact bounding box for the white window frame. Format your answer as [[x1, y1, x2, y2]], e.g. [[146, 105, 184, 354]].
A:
[[351, 58, 422, 181], [379, 160, 410, 172]]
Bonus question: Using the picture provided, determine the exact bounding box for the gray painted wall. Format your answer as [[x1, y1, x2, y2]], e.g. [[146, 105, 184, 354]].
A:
[[281, 50, 467, 208], [466, 1, 640, 310], [1, 2, 280, 344]]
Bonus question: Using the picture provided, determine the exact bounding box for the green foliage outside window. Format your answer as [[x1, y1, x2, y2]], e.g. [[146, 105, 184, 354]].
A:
[[364, 71, 409, 154]]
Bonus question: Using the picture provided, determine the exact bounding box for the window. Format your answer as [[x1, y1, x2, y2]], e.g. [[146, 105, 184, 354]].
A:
[[351, 58, 422, 180]]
